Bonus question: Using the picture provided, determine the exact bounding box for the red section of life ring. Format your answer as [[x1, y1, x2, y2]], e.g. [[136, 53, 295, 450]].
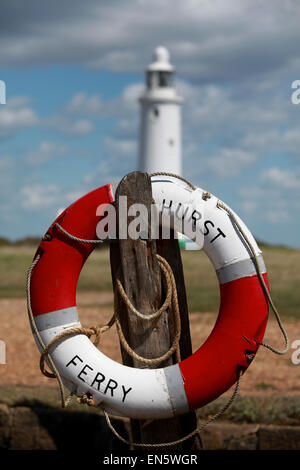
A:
[[179, 274, 269, 410], [30, 184, 114, 316]]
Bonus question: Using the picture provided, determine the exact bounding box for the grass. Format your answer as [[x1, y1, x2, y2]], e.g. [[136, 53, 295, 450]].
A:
[[0, 246, 36, 298], [255, 382, 277, 390], [197, 394, 300, 425], [0, 245, 113, 298], [0, 385, 299, 426], [0, 243, 299, 318]]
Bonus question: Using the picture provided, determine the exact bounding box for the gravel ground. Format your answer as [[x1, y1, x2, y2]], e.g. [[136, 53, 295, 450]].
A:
[[0, 293, 299, 396]]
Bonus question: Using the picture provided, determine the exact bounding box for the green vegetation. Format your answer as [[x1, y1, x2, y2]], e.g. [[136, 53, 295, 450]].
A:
[[0, 385, 299, 425], [0, 245, 112, 298], [197, 394, 300, 425], [0, 237, 10, 247], [255, 382, 277, 390], [0, 246, 37, 298], [0, 243, 299, 317]]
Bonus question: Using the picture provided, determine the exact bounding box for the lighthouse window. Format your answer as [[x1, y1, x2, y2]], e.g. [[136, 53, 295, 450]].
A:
[[153, 107, 159, 117], [147, 71, 159, 89], [147, 71, 174, 88], [159, 71, 173, 87]]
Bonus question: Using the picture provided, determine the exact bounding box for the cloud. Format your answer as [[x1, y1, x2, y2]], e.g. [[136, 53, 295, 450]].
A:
[[0, 95, 95, 140], [20, 184, 61, 209], [61, 85, 141, 188], [0, 155, 13, 171], [105, 136, 137, 158], [64, 92, 103, 115], [20, 184, 60, 209], [24, 141, 68, 165], [82, 136, 138, 192], [240, 124, 300, 158], [1, 1, 300, 247], [181, 80, 288, 143], [264, 209, 291, 224], [237, 181, 296, 228], [60, 118, 94, 137], [60, 76, 299, 189], [0, 156, 14, 198], [19, 182, 86, 210], [206, 148, 255, 177], [64, 83, 143, 118], [260, 167, 300, 190], [0, 96, 38, 138], [1, 0, 300, 84], [47, 116, 95, 137], [121, 83, 144, 110]]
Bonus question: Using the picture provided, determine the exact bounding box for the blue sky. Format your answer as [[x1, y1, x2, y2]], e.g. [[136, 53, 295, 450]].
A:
[[0, 0, 300, 247]]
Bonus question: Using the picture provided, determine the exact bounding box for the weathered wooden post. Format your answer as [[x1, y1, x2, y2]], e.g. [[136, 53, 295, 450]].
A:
[[110, 171, 200, 450]]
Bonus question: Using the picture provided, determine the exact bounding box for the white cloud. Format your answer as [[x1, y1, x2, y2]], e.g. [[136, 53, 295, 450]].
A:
[[105, 136, 137, 158], [0, 94, 96, 139], [59, 75, 298, 189], [64, 83, 143, 119], [20, 184, 61, 209], [81, 136, 137, 191], [264, 209, 291, 224], [181, 81, 288, 145], [24, 141, 68, 165], [47, 116, 95, 137], [121, 83, 144, 108], [0, 156, 14, 199], [5, 96, 32, 108], [19, 183, 86, 211], [0, 155, 14, 171], [64, 92, 103, 115], [61, 118, 94, 137], [260, 167, 300, 190], [240, 125, 300, 158], [1, 1, 300, 247], [0, 0, 299, 86], [0, 96, 38, 138], [206, 148, 255, 177], [281, 128, 300, 157], [237, 182, 295, 230]]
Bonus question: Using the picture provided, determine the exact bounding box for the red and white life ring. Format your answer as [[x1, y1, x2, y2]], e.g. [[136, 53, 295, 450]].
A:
[[29, 175, 269, 419]]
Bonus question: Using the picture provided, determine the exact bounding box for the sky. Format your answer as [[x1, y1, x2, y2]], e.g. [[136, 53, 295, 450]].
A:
[[0, 0, 300, 247]]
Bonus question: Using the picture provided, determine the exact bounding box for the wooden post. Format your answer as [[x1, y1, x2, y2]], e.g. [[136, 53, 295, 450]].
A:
[[110, 171, 201, 450]]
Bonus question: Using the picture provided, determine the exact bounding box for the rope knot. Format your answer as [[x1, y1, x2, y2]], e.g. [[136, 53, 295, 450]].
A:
[[202, 191, 211, 201], [77, 393, 96, 407], [86, 326, 102, 347]]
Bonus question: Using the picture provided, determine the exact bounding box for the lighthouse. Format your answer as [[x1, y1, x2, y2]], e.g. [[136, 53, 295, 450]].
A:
[[137, 47, 198, 250], [138, 46, 183, 174]]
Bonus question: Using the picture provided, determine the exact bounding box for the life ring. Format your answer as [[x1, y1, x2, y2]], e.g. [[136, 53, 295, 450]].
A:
[[29, 175, 269, 419]]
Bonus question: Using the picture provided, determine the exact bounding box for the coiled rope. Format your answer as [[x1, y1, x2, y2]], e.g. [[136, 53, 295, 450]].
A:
[[115, 254, 182, 365]]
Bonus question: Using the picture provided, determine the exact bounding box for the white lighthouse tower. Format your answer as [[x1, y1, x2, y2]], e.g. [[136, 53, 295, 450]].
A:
[[138, 46, 183, 174]]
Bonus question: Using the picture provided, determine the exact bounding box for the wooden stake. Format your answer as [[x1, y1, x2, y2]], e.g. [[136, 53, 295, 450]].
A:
[[110, 171, 201, 450]]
